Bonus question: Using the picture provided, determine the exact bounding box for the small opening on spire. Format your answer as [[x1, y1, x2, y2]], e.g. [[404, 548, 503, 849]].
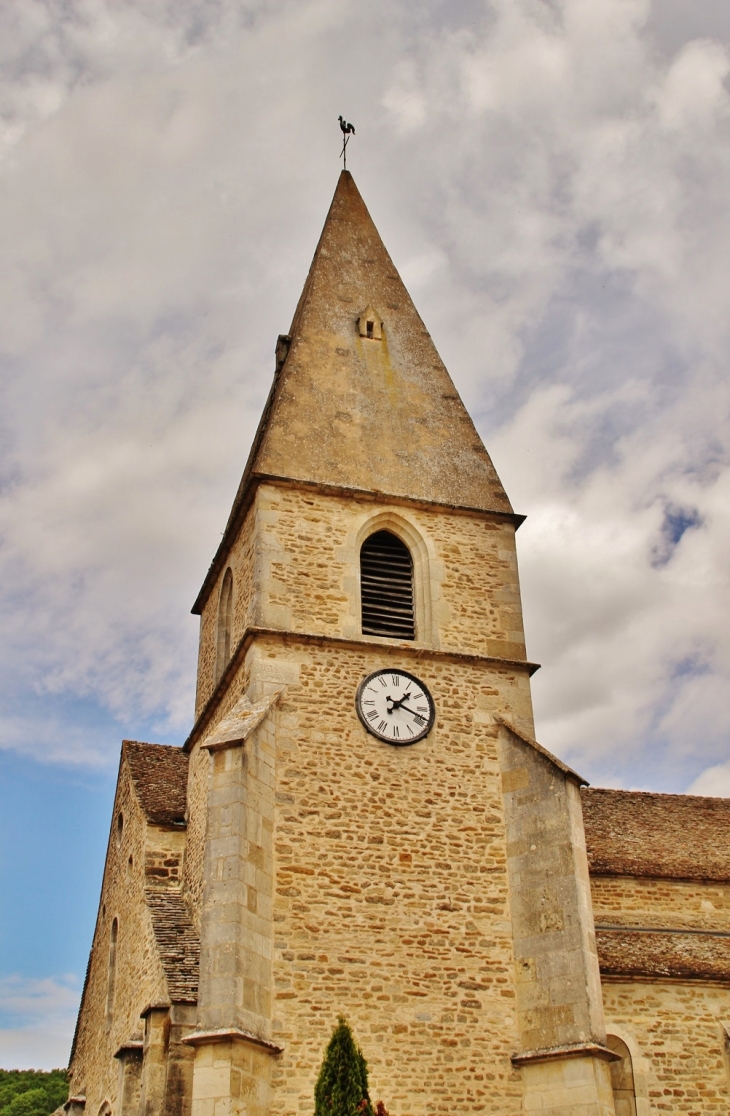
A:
[[358, 306, 382, 340]]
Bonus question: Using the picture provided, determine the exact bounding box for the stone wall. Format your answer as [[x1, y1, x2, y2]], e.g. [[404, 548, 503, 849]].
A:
[[591, 852, 730, 1111], [195, 498, 258, 719], [69, 761, 168, 1115], [591, 876, 730, 932], [192, 484, 531, 719], [188, 627, 536, 1116], [602, 982, 730, 1114]]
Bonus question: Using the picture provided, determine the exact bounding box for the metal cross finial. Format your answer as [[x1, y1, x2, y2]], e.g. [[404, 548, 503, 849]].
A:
[[338, 115, 355, 170]]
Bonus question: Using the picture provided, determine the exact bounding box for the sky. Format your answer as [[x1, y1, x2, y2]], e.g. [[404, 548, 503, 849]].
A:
[[1, 0, 730, 1070]]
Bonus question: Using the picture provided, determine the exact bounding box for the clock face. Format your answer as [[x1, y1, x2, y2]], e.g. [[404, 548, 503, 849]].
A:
[[355, 669, 435, 745]]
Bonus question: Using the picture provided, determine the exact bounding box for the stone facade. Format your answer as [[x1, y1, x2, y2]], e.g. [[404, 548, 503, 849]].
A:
[[68, 172, 730, 1116]]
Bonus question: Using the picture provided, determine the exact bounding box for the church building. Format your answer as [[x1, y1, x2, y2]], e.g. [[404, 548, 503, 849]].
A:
[[67, 172, 730, 1116]]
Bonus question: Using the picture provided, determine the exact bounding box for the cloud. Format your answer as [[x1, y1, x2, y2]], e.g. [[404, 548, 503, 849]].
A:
[[688, 759, 730, 798], [0, 0, 729, 792], [0, 975, 79, 1070]]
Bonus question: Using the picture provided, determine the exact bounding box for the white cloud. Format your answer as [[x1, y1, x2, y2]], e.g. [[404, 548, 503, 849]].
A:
[[688, 759, 730, 798], [0, 975, 79, 1070], [0, 0, 729, 790]]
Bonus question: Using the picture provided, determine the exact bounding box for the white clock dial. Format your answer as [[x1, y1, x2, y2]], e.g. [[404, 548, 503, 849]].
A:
[[355, 669, 435, 745]]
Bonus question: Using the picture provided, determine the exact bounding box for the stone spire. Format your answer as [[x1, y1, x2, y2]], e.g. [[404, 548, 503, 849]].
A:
[[255, 170, 510, 510], [194, 171, 512, 612]]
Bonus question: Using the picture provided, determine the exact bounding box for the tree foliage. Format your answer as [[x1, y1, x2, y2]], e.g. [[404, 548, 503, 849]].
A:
[[314, 1018, 373, 1116], [0, 1070, 68, 1116]]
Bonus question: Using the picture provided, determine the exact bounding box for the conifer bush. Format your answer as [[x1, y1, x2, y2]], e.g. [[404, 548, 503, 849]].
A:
[[313, 1018, 374, 1116]]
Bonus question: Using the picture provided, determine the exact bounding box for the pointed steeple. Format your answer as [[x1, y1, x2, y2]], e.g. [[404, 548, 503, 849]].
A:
[[193, 172, 513, 613], [253, 171, 511, 511]]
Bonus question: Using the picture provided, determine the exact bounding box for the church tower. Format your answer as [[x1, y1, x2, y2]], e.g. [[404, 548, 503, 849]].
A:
[[180, 172, 614, 1116], [69, 173, 620, 1116]]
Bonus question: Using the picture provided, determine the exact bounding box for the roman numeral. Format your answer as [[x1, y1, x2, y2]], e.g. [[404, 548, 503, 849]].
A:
[[363, 700, 375, 706], [406, 724, 414, 736], [367, 710, 378, 721], [378, 676, 387, 688], [413, 714, 426, 727], [392, 725, 399, 739], [391, 674, 400, 686], [378, 720, 388, 732], [417, 706, 428, 713]]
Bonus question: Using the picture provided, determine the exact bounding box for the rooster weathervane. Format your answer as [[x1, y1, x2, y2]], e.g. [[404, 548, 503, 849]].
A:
[[338, 115, 355, 170]]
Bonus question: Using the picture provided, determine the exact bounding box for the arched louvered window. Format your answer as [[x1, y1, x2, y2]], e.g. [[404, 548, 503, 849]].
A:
[[215, 567, 233, 683], [360, 530, 415, 640]]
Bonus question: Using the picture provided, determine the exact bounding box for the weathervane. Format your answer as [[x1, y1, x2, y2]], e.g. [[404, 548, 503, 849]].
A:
[[338, 115, 355, 170]]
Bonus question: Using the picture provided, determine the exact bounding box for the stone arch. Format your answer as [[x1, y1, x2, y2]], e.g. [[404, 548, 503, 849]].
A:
[[215, 567, 234, 683], [605, 1028, 650, 1116], [353, 511, 436, 646]]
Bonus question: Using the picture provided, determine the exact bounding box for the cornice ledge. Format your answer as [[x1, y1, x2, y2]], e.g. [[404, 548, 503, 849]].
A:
[[182, 1027, 283, 1055], [495, 715, 588, 786], [255, 473, 526, 524], [191, 472, 526, 616], [184, 628, 540, 753], [511, 1041, 620, 1067], [249, 627, 539, 673]]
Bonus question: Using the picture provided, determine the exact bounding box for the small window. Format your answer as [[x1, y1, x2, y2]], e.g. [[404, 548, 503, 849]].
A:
[[215, 567, 234, 683], [607, 1035, 637, 1116], [105, 918, 118, 1032], [115, 812, 123, 848], [357, 305, 382, 340], [360, 530, 415, 640]]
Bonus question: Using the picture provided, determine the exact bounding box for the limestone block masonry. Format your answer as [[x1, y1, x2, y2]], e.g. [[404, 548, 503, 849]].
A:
[[68, 169, 730, 1116]]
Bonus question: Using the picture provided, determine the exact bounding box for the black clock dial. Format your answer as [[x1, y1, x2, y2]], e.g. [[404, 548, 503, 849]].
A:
[[355, 669, 435, 745]]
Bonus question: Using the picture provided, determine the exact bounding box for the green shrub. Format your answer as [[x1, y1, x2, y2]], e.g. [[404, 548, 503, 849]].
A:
[[314, 1018, 372, 1116]]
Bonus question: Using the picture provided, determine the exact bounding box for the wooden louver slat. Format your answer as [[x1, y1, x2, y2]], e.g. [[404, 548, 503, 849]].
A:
[[360, 530, 415, 639]]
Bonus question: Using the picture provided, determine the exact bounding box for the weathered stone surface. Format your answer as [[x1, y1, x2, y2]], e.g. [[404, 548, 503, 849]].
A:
[[69, 169, 730, 1116], [193, 171, 514, 617], [68, 745, 195, 1116]]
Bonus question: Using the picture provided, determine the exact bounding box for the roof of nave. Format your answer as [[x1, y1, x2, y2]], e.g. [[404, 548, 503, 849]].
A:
[[145, 889, 200, 1002], [582, 786, 730, 881], [193, 171, 513, 614], [123, 740, 188, 826], [596, 927, 730, 983]]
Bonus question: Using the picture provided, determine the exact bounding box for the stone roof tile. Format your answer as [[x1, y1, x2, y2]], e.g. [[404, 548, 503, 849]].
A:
[[582, 786, 730, 881], [597, 928, 730, 983], [145, 890, 199, 1003], [123, 741, 188, 827]]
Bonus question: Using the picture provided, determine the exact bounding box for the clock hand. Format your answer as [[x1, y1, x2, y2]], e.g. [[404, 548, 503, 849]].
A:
[[387, 691, 411, 712], [398, 701, 427, 720]]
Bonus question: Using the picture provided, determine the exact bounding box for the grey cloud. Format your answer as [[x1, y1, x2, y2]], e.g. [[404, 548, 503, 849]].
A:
[[1, 0, 729, 790]]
